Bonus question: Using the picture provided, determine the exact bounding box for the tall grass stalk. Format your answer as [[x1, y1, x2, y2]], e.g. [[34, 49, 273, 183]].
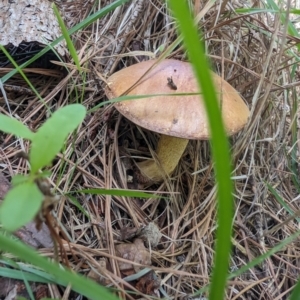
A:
[[168, 1, 233, 299]]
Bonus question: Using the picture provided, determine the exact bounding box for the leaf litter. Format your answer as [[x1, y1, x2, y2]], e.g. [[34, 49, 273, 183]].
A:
[[1, 0, 300, 299]]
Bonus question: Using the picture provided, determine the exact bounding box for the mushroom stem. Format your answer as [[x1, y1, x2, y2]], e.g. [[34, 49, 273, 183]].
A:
[[136, 135, 189, 182]]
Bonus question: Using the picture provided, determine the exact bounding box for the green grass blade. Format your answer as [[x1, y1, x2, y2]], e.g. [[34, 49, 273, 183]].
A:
[[0, 233, 118, 300], [290, 278, 300, 300], [266, 182, 300, 221], [168, 1, 233, 300], [52, 3, 81, 71], [0, 267, 53, 283], [228, 231, 300, 280], [0, 45, 49, 108], [194, 229, 300, 296], [67, 195, 91, 219], [1, 0, 130, 83], [236, 8, 300, 14], [77, 188, 161, 198], [264, 0, 300, 49], [21, 270, 35, 300], [89, 92, 201, 112]]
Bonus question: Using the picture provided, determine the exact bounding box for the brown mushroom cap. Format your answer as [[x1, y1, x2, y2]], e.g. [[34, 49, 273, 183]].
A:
[[105, 59, 250, 140]]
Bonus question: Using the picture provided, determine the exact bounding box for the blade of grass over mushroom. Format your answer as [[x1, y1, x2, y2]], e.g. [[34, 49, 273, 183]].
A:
[[77, 188, 161, 199], [88, 92, 202, 112], [52, 3, 80, 71], [168, 1, 233, 300], [0, 233, 119, 300], [1, 0, 130, 83]]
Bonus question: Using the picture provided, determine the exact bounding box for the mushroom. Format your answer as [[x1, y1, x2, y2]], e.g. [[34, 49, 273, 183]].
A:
[[105, 59, 250, 182]]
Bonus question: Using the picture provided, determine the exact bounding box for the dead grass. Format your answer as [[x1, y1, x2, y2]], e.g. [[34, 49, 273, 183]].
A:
[[1, 0, 300, 299]]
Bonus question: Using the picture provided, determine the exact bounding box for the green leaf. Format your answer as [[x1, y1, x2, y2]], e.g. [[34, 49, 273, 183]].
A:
[[29, 104, 86, 173], [0, 114, 34, 140], [0, 233, 119, 300], [0, 182, 43, 231], [11, 175, 28, 186], [0, 267, 52, 283], [168, 1, 233, 300]]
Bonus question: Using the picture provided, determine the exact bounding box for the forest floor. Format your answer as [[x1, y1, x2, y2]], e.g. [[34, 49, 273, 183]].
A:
[[1, 0, 300, 299]]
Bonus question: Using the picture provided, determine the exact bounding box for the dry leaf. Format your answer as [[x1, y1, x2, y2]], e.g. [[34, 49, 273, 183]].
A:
[[135, 270, 161, 297], [138, 222, 162, 247], [120, 225, 142, 241], [15, 221, 53, 248], [115, 238, 151, 273], [87, 259, 110, 285]]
